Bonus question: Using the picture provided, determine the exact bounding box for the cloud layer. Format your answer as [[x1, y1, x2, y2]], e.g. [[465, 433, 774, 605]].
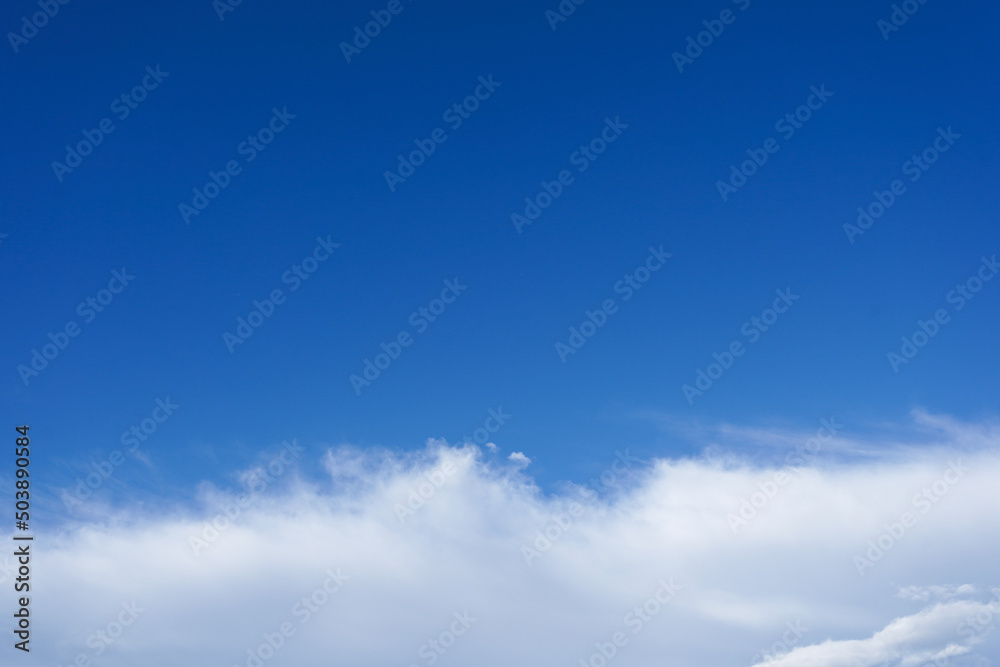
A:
[[10, 413, 1000, 667]]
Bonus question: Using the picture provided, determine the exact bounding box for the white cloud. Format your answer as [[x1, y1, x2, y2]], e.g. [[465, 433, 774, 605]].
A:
[[22, 415, 1000, 666], [508, 451, 531, 467], [750, 600, 992, 667]]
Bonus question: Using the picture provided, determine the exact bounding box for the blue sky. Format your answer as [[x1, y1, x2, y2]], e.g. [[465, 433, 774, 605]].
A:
[[2, 0, 999, 504], [2, 1, 1000, 664]]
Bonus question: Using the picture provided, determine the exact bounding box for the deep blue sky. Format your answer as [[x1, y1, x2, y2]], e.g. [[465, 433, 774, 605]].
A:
[[2, 0, 998, 506]]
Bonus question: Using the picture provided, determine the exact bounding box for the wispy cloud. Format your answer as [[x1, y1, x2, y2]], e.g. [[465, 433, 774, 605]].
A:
[[751, 597, 998, 667]]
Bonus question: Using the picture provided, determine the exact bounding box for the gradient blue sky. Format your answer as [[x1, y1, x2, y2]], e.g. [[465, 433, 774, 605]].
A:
[[2, 0, 998, 509]]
